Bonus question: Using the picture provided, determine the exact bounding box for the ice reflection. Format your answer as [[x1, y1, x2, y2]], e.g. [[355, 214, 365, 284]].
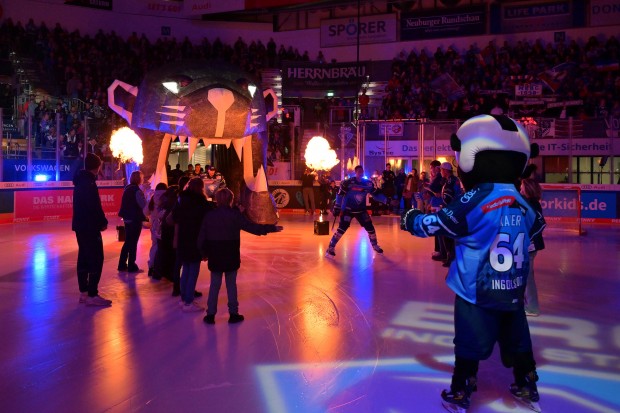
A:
[[87, 305, 138, 408], [350, 240, 374, 311], [31, 235, 51, 303], [292, 282, 342, 362], [256, 358, 450, 413], [1, 216, 618, 413]]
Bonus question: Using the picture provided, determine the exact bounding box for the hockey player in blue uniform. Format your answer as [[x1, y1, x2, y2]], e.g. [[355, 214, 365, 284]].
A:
[[401, 115, 546, 412], [326, 165, 386, 257]]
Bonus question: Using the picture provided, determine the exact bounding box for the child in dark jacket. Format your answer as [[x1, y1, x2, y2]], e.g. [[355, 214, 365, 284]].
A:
[[198, 188, 283, 324]]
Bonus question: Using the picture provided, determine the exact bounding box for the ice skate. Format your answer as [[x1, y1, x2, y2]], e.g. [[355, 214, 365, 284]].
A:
[[325, 247, 336, 257], [510, 372, 541, 412], [441, 389, 470, 413], [372, 244, 383, 253], [441, 377, 476, 413]]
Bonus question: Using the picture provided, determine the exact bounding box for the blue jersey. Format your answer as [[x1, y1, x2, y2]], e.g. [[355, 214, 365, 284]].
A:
[[335, 177, 381, 213], [407, 183, 546, 311]]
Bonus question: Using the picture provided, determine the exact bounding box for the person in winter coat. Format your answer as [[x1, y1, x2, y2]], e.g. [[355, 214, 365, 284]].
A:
[[170, 175, 191, 296], [438, 162, 463, 267], [402, 169, 420, 211], [381, 163, 396, 214], [144, 182, 167, 277], [153, 186, 178, 282], [72, 153, 111, 306], [301, 168, 317, 215], [394, 169, 406, 213], [198, 188, 283, 324], [173, 177, 213, 312], [520, 178, 546, 316], [118, 170, 147, 272]]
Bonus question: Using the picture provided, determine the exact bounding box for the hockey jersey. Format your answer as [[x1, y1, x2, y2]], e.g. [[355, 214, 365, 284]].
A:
[[203, 175, 226, 200], [335, 177, 384, 213], [406, 183, 546, 311]]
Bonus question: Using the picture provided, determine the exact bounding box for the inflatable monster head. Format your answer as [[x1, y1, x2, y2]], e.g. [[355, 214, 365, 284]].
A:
[[450, 114, 539, 191], [108, 61, 278, 224]]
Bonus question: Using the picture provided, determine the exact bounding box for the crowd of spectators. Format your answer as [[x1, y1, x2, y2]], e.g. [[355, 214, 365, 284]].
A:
[[2, 18, 619, 164], [1, 18, 312, 103], [0, 18, 316, 162], [25, 94, 113, 151], [267, 119, 294, 163], [376, 36, 620, 121]]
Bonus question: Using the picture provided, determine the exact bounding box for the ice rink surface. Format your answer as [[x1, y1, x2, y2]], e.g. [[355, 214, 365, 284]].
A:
[[0, 214, 618, 413]]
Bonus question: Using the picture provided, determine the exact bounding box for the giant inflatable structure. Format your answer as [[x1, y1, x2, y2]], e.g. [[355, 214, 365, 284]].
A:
[[108, 61, 279, 224]]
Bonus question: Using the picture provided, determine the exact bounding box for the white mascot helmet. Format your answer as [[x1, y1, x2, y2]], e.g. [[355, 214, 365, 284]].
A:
[[452, 115, 532, 174]]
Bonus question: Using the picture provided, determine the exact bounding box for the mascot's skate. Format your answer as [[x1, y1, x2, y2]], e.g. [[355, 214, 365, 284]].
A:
[[509, 371, 542, 412]]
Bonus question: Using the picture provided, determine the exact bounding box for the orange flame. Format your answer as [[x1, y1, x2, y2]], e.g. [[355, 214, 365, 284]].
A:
[[110, 127, 144, 165], [304, 136, 339, 171]]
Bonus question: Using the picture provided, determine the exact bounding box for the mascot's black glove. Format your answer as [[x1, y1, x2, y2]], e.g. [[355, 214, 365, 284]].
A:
[[400, 208, 423, 232], [332, 206, 341, 217]]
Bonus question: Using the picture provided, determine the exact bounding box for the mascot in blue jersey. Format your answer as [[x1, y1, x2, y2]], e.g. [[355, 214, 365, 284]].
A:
[[401, 115, 546, 413]]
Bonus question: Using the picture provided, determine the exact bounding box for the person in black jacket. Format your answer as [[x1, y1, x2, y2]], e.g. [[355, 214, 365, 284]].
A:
[[425, 160, 446, 261], [438, 162, 462, 267], [170, 175, 191, 297], [153, 186, 178, 282], [173, 177, 213, 312], [520, 178, 546, 317], [381, 163, 396, 214], [118, 170, 147, 272], [198, 188, 283, 324], [72, 153, 111, 306], [301, 168, 317, 215]]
